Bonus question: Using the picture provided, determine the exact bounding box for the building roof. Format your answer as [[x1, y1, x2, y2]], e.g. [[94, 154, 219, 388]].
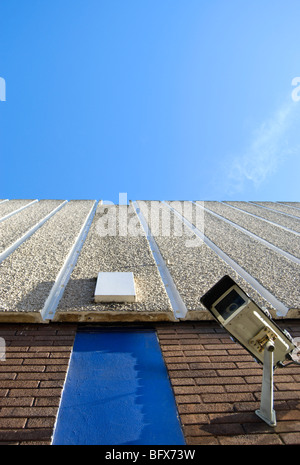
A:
[[0, 199, 299, 323]]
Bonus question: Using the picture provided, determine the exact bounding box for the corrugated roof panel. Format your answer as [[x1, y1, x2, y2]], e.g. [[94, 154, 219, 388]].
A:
[[136, 201, 275, 319], [225, 201, 300, 233], [0, 200, 95, 322], [0, 200, 64, 254], [170, 201, 299, 313], [0, 200, 36, 220], [253, 201, 300, 218], [202, 201, 300, 260], [0, 199, 299, 323], [55, 203, 174, 322], [280, 201, 300, 209]]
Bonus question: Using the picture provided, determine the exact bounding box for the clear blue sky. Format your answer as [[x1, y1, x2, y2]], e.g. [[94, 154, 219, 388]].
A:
[[1, 0, 300, 203]]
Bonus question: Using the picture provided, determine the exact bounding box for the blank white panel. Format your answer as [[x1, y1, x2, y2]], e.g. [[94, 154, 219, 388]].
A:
[[94, 272, 136, 303]]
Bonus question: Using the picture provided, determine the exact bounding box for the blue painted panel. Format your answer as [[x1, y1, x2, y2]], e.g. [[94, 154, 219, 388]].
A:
[[52, 329, 185, 445]]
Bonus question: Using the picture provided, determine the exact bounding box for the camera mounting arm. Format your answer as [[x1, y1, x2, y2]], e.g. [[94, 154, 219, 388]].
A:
[[255, 339, 276, 427]]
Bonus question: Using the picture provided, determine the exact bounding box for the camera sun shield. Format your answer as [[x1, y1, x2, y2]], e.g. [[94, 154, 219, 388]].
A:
[[200, 275, 296, 367]]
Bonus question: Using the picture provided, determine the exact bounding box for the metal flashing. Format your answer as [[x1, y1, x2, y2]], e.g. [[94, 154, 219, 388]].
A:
[[41, 200, 98, 321], [164, 201, 290, 317], [132, 201, 188, 320], [0, 200, 68, 264]]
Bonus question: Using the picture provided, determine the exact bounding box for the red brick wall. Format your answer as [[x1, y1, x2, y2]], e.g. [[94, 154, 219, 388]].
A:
[[0, 321, 299, 445], [157, 321, 300, 445], [0, 323, 76, 445]]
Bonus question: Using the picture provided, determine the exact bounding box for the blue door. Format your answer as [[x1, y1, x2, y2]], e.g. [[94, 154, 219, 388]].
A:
[[52, 328, 185, 445]]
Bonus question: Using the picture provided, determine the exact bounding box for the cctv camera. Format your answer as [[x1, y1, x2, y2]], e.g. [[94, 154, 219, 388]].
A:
[[200, 275, 296, 368]]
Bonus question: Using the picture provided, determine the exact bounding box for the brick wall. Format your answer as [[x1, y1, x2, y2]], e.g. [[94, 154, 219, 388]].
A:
[[157, 320, 300, 445], [0, 323, 76, 445], [0, 321, 299, 445]]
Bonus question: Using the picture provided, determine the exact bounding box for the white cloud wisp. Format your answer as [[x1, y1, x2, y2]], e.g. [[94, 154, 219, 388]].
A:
[[225, 99, 299, 194]]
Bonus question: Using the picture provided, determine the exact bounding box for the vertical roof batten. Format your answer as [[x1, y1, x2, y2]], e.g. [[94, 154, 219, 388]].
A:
[[276, 201, 300, 213], [164, 201, 290, 317], [0, 199, 39, 223], [196, 202, 300, 265], [250, 201, 300, 220], [0, 200, 68, 264], [132, 200, 188, 320], [221, 201, 300, 236], [41, 200, 98, 321]]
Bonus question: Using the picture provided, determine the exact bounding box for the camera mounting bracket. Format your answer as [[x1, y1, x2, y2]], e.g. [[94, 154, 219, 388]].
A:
[[249, 326, 277, 353], [255, 340, 277, 427]]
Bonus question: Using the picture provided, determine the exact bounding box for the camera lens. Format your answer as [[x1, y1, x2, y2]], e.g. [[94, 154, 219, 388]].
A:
[[215, 289, 246, 320], [228, 303, 239, 312]]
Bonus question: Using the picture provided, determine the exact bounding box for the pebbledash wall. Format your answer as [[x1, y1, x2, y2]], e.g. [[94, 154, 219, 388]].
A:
[[0, 199, 299, 445]]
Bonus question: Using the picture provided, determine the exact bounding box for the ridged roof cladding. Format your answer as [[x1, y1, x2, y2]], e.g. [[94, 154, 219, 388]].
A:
[[0, 199, 299, 323]]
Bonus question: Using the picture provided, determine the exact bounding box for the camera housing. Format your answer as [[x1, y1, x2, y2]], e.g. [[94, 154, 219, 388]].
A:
[[200, 275, 296, 368]]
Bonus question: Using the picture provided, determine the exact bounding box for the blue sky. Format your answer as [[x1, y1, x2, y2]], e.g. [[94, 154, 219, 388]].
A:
[[1, 0, 300, 203]]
